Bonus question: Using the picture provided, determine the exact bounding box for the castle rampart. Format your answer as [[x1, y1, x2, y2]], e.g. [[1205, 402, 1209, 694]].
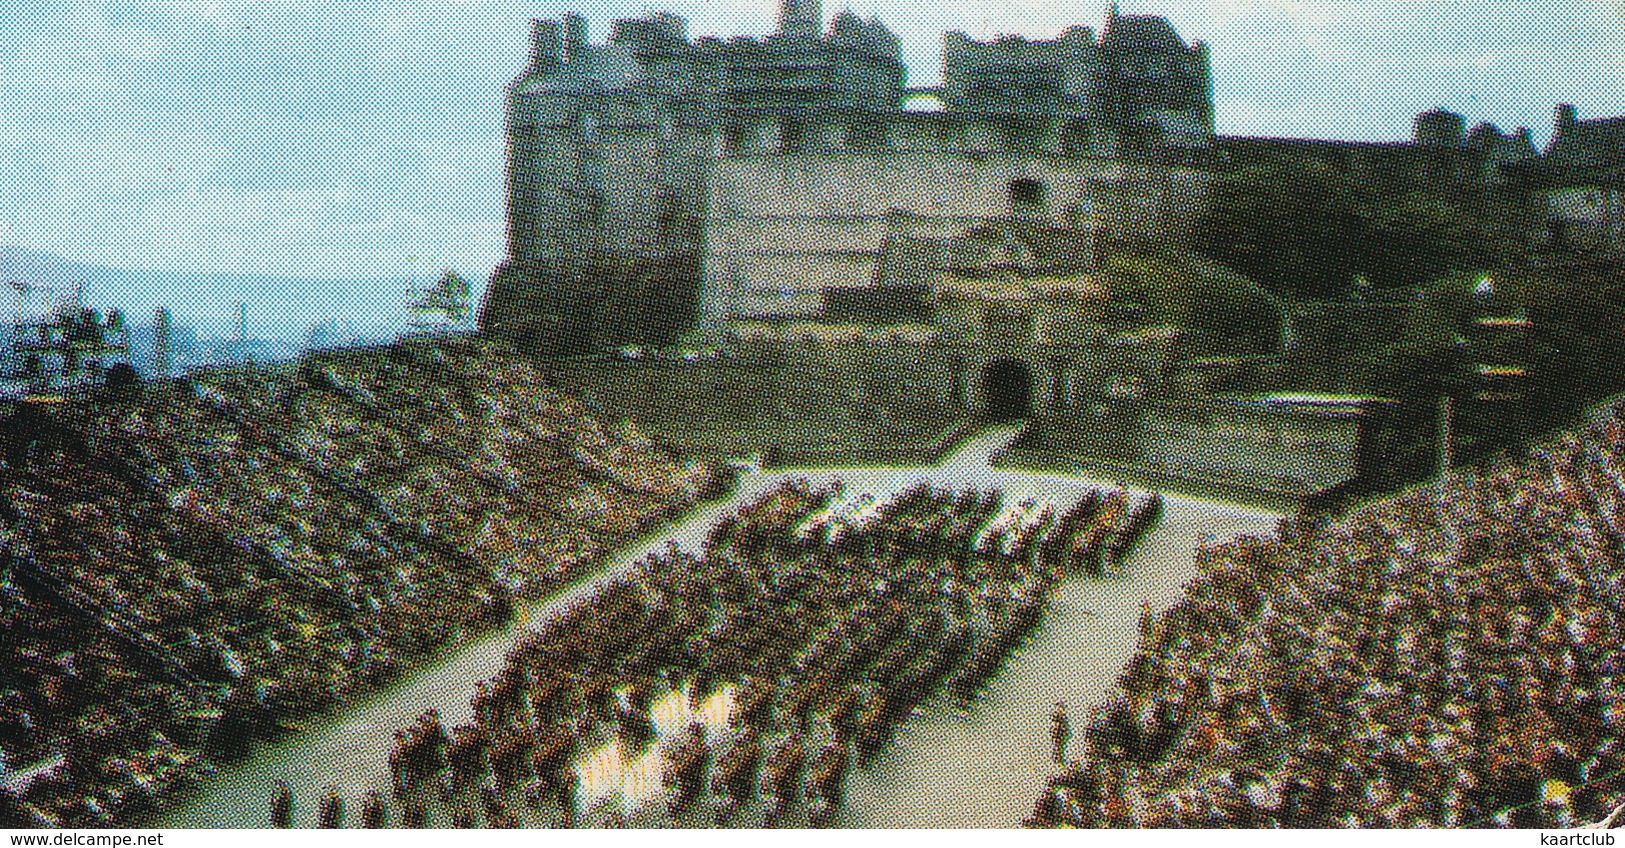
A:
[[478, 5, 1409, 504], [702, 151, 1209, 325], [479, 3, 1216, 353]]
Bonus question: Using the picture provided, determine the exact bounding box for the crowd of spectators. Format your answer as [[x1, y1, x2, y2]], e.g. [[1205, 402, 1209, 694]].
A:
[[0, 338, 719, 827], [1029, 398, 1625, 829]]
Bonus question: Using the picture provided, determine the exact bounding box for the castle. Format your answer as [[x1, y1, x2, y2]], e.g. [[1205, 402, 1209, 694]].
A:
[[478, 2, 1217, 353], [1523, 104, 1625, 253], [475, 4, 1553, 503]]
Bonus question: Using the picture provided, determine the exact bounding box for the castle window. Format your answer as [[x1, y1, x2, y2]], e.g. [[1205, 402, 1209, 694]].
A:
[[1009, 178, 1046, 207], [1002, 122, 1042, 152], [1062, 118, 1090, 156], [655, 187, 682, 246], [780, 119, 807, 153], [849, 120, 886, 150]]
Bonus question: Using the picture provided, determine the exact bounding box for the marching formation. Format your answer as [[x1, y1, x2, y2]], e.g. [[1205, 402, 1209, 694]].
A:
[[0, 339, 721, 827], [1029, 399, 1625, 828], [274, 479, 1164, 827]]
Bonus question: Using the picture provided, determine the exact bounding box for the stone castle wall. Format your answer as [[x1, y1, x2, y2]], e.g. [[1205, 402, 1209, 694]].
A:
[[1024, 396, 1383, 499], [480, 5, 1217, 353], [544, 342, 968, 461], [1141, 401, 1366, 493], [481, 100, 716, 352], [485, 119, 1213, 347], [703, 151, 1211, 324], [545, 341, 1387, 502]]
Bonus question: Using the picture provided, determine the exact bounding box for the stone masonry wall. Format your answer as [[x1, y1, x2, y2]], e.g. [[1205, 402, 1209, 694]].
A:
[[701, 152, 1211, 325], [544, 342, 967, 459]]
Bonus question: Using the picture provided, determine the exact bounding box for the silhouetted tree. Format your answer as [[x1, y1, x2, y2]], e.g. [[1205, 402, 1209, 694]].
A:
[[1106, 250, 1282, 354], [1197, 153, 1536, 299], [1196, 156, 1367, 300]]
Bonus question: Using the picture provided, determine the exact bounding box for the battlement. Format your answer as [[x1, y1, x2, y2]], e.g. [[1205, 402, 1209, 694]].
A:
[[484, 3, 1218, 354], [940, 28, 1098, 116]]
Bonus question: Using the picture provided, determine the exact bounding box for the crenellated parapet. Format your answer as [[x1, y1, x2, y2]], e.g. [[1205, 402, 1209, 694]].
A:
[[481, 3, 1218, 354]]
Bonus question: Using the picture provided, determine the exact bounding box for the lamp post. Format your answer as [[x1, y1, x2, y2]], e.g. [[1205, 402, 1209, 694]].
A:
[[1084, 179, 1098, 275], [1437, 391, 1458, 552], [1437, 393, 1453, 480]]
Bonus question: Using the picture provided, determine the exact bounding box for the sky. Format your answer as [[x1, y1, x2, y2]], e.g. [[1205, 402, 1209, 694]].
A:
[[0, 0, 1622, 282]]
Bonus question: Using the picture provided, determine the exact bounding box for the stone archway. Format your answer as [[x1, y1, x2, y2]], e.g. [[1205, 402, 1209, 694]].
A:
[[980, 359, 1034, 422]]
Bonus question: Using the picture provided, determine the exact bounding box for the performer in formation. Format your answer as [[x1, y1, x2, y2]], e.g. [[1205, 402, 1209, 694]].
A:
[[1051, 702, 1071, 765], [368, 479, 1162, 827], [269, 781, 294, 829]]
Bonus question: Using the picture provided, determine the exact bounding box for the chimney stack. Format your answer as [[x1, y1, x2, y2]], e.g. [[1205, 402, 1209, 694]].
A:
[[777, 0, 821, 39], [563, 13, 588, 63], [531, 18, 562, 72], [1556, 103, 1578, 138]]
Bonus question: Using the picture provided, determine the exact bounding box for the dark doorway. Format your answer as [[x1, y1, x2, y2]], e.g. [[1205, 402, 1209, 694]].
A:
[[981, 359, 1033, 422]]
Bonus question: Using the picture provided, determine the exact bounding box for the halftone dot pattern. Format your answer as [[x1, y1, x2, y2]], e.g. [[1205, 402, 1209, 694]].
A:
[[1031, 407, 1625, 829], [2, 0, 1623, 834], [1, 342, 723, 828]]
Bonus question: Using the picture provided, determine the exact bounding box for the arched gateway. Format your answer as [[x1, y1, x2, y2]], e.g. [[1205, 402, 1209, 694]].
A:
[[980, 359, 1034, 422]]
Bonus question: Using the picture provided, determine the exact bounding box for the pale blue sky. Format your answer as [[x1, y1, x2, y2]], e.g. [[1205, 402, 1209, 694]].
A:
[[0, 0, 1622, 281]]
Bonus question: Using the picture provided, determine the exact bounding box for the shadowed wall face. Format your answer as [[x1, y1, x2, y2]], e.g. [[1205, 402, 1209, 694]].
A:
[[480, 254, 703, 356]]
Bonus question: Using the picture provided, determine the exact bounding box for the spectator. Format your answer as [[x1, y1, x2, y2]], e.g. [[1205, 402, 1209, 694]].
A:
[[0, 338, 717, 826], [1030, 398, 1625, 829]]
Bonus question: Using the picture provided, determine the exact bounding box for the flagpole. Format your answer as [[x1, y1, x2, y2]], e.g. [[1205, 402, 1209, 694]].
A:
[[1438, 393, 1457, 552]]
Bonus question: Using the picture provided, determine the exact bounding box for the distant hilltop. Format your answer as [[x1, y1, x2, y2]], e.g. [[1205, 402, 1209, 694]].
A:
[[0, 246, 471, 339]]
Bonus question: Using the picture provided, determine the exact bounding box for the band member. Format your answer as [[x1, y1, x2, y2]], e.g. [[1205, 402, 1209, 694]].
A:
[[317, 786, 345, 829], [361, 790, 388, 829], [1051, 702, 1071, 765], [270, 781, 294, 828]]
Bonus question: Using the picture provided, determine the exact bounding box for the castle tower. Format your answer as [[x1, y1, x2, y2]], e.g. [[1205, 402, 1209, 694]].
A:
[[485, 10, 715, 353], [486, 6, 1215, 354], [1094, 7, 1214, 153], [778, 0, 822, 39], [1555, 103, 1579, 144], [530, 18, 562, 73], [562, 13, 589, 62], [1414, 107, 1466, 146]]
